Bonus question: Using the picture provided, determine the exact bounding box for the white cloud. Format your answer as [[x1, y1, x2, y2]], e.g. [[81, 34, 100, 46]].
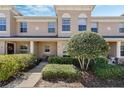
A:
[[16, 5, 56, 16]]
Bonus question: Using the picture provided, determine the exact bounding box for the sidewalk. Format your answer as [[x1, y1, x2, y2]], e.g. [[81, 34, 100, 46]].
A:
[[16, 62, 47, 88]]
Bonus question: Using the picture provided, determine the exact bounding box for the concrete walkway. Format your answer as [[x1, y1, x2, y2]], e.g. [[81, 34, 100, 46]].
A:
[[16, 62, 47, 88]]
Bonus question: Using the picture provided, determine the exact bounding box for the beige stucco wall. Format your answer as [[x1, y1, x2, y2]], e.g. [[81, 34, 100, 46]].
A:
[[16, 21, 57, 36], [57, 10, 91, 37], [10, 11, 16, 36], [57, 40, 68, 56], [97, 22, 124, 36], [16, 41, 30, 54], [37, 42, 57, 57], [108, 42, 117, 57]]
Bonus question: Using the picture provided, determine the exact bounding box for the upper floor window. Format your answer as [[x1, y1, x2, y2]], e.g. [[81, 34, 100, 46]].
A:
[[91, 22, 98, 33], [48, 22, 55, 33], [119, 23, 124, 33], [62, 13, 71, 32], [20, 22, 27, 33], [0, 18, 6, 31], [62, 18, 70, 31], [78, 18, 87, 31]]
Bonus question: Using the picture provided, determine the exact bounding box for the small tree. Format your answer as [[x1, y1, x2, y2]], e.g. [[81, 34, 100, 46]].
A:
[[67, 31, 109, 70]]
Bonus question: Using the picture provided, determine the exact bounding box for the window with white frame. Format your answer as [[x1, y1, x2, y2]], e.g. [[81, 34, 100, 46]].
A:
[[62, 18, 70, 31], [48, 22, 55, 33], [20, 22, 27, 32], [91, 22, 98, 33], [119, 22, 124, 33], [0, 18, 6, 31], [44, 45, 50, 52], [78, 18, 87, 31], [121, 45, 124, 56], [20, 45, 29, 53], [62, 45, 69, 57]]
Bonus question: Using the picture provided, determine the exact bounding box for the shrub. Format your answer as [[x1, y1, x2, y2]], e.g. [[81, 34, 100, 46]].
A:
[[0, 54, 37, 81], [90, 57, 124, 79], [67, 32, 109, 70], [42, 64, 81, 81], [0, 61, 19, 81], [95, 57, 108, 64], [48, 56, 80, 67], [90, 57, 108, 70], [93, 64, 124, 79]]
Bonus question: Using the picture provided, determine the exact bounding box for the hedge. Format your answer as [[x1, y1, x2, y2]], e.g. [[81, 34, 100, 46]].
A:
[[0, 54, 37, 81], [42, 64, 81, 81], [48, 56, 80, 67], [91, 58, 124, 79]]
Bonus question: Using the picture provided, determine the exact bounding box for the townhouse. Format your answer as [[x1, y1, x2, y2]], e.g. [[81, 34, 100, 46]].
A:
[[0, 5, 124, 59]]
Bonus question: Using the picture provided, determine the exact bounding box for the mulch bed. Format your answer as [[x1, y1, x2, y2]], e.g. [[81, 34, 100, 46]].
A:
[[35, 77, 84, 88], [35, 71, 124, 88], [0, 77, 15, 87], [82, 71, 124, 87]]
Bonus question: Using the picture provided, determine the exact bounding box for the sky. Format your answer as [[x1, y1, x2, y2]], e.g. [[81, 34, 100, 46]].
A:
[[16, 5, 124, 16]]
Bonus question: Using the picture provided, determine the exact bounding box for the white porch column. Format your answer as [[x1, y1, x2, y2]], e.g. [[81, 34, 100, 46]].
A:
[[30, 41, 34, 54], [116, 41, 121, 58]]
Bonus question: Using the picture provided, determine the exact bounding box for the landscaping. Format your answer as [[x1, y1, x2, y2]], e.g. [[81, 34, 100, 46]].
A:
[[1, 32, 124, 87], [35, 32, 124, 87], [42, 64, 81, 82], [48, 56, 80, 67], [0, 54, 39, 87]]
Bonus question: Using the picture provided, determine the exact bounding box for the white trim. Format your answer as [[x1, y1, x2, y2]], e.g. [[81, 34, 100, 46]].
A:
[[0, 13, 6, 18], [0, 31, 7, 33], [62, 13, 71, 18], [30, 41, 34, 54], [78, 13, 87, 18], [61, 31, 71, 33], [116, 41, 121, 58]]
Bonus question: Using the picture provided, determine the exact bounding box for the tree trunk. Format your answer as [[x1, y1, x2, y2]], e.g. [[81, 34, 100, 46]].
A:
[[81, 57, 84, 70], [78, 57, 83, 70], [86, 59, 90, 70]]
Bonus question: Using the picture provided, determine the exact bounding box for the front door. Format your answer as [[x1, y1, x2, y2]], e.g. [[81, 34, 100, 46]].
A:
[[7, 43, 14, 54]]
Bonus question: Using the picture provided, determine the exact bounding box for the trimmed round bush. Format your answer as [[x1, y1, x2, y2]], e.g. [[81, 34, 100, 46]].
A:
[[42, 64, 81, 81]]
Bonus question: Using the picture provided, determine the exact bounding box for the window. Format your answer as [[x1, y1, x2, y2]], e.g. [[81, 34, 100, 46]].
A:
[[119, 23, 124, 33], [62, 18, 70, 31], [44, 45, 50, 52], [48, 22, 55, 33], [121, 45, 124, 56], [20, 45, 29, 53], [78, 18, 87, 31], [20, 22, 27, 32], [62, 45, 69, 57], [91, 22, 98, 33], [0, 18, 6, 31]]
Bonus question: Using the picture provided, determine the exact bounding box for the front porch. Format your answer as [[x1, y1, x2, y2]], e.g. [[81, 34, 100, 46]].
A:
[[0, 41, 57, 58], [108, 41, 124, 58], [1, 40, 124, 60]]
